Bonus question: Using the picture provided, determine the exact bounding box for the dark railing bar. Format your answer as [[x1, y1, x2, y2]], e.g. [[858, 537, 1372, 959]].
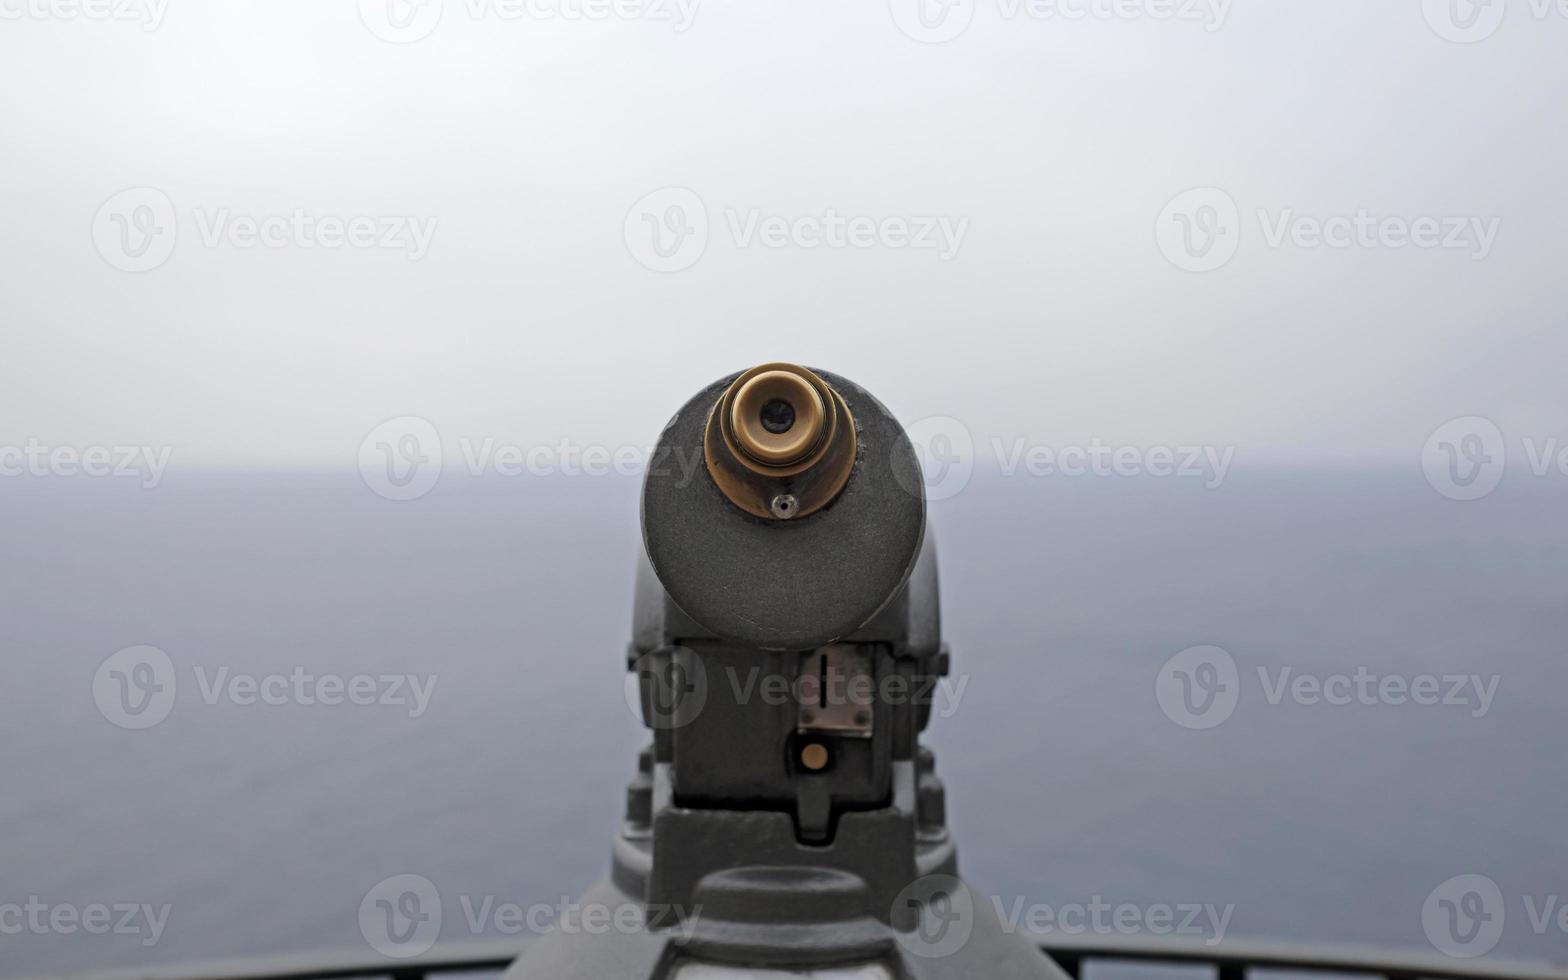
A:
[[22, 936, 1568, 980], [1034, 934, 1568, 980], [17, 941, 526, 980]]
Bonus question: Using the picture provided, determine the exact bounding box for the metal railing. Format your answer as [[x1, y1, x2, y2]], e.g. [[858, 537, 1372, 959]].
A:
[[23, 936, 1568, 980], [1034, 934, 1568, 980], [19, 942, 524, 980]]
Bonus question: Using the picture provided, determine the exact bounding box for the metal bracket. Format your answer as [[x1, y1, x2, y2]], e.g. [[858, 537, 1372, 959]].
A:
[[796, 645, 874, 738]]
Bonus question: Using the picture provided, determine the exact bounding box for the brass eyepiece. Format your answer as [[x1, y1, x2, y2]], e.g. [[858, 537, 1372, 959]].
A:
[[704, 363, 856, 520], [729, 369, 826, 466]]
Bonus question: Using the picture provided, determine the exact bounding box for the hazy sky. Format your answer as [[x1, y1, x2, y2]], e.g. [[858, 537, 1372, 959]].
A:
[[2, 0, 1564, 466]]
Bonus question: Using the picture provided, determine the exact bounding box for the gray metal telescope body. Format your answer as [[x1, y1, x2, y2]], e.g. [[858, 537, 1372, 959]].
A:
[[506, 369, 1063, 979]]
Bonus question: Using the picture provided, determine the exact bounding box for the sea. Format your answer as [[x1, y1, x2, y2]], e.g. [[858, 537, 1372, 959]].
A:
[[2, 466, 1564, 976]]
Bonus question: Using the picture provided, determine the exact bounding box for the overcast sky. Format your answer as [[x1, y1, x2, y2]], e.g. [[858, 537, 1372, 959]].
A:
[[2, 0, 1564, 466]]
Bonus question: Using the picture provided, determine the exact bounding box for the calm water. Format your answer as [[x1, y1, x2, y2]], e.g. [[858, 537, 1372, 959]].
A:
[[2, 467, 1565, 975]]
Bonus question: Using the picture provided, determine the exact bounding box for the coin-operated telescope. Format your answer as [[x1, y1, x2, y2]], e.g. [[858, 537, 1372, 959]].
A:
[[507, 364, 1064, 978]]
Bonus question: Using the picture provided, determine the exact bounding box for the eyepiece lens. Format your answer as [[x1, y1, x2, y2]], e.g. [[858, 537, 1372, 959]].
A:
[[760, 398, 796, 435]]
